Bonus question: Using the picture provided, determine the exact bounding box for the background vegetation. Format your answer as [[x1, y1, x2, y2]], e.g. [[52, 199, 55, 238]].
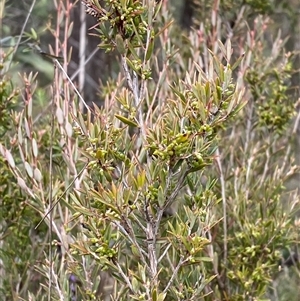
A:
[[1, 0, 300, 300]]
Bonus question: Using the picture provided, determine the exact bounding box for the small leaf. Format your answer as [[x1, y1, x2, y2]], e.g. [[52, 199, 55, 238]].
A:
[[136, 169, 146, 188], [77, 113, 87, 135], [126, 42, 140, 61], [17, 176, 27, 190], [25, 162, 33, 178], [27, 95, 33, 118], [155, 20, 173, 38], [152, 288, 157, 301], [73, 205, 95, 216], [226, 38, 232, 61], [68, 21, 74, 38], [145, 37, 154, 62], [30, 28, 38, 40], [70, 192, 83, 207], [24, 118, 32, 139], [18, 126, 23, 145], [65, 122, 73, 138], [198, 256, 213, 262], [116, 34, 126, 55], [5, 149, 15, 168], [157, 293, 167, 301], [132, 277, 139, 293], [125, 57, 141, 74], [62, 153, 77, 174], [232, 52, 246, 71], [68, 46, 72, 63], [115, 114, 138, 127], [56, 107, 64, 125], [34, 167, 42, 182], [32, 138, 38, 158], [95, 149, 107, 160], [157, 186, 165, 207]]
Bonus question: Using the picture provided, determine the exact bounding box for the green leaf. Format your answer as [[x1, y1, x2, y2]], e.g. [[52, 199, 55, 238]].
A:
[[127, 42, 140, 61], [232, 52, 246, 70], [73, 205, 95, 216], [145, 37, 154, 62], [115, 114, 138, 127], [125, 56, 141, 74], [136, 169, 146, 188], [157, 292, 167, 301], [152, 288, 157, 301], [116, 34, 126, 55], [30, 28, 38, 40]]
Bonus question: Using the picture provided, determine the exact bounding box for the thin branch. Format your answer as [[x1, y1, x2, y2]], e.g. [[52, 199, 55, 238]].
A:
[[121, 56, 134, 91], [280, 98, 300, 174], [121, 56, 147, 140], [71, 47, 99, 81], [55, 59, 91, 112], [7, 0, 37, 69], [243, 101, 254, 166], [206, 229, 226, 296], [215, 148, 227, 289], [115, 260, 134, 292], [157, 243, 171, 264], [155, 169, 188, 238], [131, 212, 147, 233], [48, 61, 57, 301], [78, 2, 87, 112], [113, 221, 150, 273], [35, 163, 88, 229], [163, 255, 189, 294], [51, 263, 64, 301], [166, 251, 175, 273], [259, 143, 270, 187], [145, 64, 167, 124]]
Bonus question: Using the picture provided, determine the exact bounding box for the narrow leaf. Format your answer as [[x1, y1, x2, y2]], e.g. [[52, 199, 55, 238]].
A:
[[34, 167, 42, 182], [115, 114, 138, 127], [5, 149, 15, 168], [25, 161, 33, 178], [32, 138, 38, 158]]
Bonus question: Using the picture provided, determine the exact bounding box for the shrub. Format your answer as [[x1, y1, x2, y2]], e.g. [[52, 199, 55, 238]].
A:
[[0, 0, 299, 300]]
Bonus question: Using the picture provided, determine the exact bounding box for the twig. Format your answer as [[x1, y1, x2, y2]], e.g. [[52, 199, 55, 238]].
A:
[[113, 221, 150, 272], [206, 229, 226, 296], [131, 212, 147, 233], [163, 255, 188, 294], [55, 59, 91, 112], [155, 169, 188, 238], [145, 64, 167, 124], [50, 262, 65, 301], [280, 98, 300, 174], [48, 58, 56, 301], [35, 163, 88, 229], [78, 2, 87, 112], [71, 47, 99, 81], [259, 142, 270, 187], [115, 260, 134, 292], [121, 56, 134, 91], [157, 243, 171, 264], [243, 101, 254, 166], [7, 0, 37, 69], [121, 56, 147, 140], [215, 148, 228, 289]]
